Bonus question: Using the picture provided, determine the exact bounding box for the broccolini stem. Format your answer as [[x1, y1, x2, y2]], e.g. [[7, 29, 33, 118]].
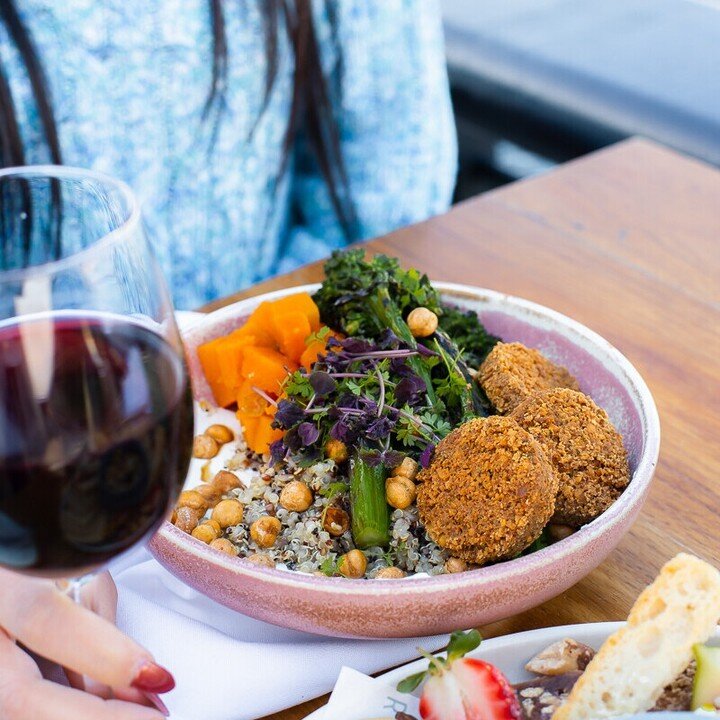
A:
[[350, 456, 390, 549]]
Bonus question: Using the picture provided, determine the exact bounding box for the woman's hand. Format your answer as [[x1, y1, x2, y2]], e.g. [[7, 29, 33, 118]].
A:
[[0, 569, 172, 719]]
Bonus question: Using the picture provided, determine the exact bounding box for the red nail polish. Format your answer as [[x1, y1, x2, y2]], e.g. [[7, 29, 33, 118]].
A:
[[143, 692, 170, 717], [131, 662, 175, 693]]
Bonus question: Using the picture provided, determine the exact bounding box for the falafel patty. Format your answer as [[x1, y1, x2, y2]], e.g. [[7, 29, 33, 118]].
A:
[[416, 416, 558, 565], [510, 388, 630, 527], [478, 342, 580, 414]]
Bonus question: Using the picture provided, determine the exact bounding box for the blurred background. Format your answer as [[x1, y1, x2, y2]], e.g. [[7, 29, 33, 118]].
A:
[[444, 0, 720, 200]]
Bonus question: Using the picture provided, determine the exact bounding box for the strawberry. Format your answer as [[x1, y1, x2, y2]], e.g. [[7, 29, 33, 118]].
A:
[[398, 631, 521, 720]]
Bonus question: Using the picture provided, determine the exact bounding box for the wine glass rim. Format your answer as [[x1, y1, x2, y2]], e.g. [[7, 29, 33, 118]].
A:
[[0, 164, 140, 282]]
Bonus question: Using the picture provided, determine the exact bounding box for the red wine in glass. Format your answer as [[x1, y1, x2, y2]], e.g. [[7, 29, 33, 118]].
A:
[[0, 313, 193, 575], [0, 166, 193, 586]]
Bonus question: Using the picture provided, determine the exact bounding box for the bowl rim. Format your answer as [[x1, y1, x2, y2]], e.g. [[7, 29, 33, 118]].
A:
[[154, 281, 661, 596]]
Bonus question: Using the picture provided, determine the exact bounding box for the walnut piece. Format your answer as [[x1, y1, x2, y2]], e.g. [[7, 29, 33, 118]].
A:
[[525, 639, 595, 676]]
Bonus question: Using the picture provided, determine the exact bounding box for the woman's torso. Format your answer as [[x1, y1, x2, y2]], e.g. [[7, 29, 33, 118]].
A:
[[1, 0, 456, 308]]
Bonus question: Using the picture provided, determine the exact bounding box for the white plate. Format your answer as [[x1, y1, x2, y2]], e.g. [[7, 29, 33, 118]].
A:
[[307, 621, 717, 719]]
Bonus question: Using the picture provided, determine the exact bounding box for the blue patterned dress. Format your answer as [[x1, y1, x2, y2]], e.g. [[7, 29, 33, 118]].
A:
[[0, 1, 457, 308]]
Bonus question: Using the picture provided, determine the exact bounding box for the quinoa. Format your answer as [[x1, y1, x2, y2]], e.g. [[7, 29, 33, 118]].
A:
[[197, 434, 448, 577]]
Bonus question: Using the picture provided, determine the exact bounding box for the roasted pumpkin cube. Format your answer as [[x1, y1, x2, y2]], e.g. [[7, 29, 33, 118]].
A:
[[241, 346, 297, 394]]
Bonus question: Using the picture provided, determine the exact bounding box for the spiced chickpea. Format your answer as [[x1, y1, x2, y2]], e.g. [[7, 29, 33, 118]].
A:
[[205, 423, 234, 445], [325, 439, 349, 463], [444, 557, 467, 574], [250, 516, 282, 548], [195, 482, 222, 508], [376, 566, 406, 579], [337, 549, 367, 578], [204, 519, 222, 535], [385, 475, 416, 510], [173, 506, 201, 534], [247, 553, 275, 568], [211, 498, 244, 528], [393, 457, 419, 481], [212, 470, 243, 493], [191, 522, 219, 544], [323, 507, 350, 537], [279, 481, 313, 512], [177, 490, 209, 514], [193, 434, 219, 459], [209, 538, 237, 556], [407, 307, 438, 338]]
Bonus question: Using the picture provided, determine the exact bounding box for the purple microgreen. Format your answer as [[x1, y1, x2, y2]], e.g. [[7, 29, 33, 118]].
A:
[[330, 415, 360, 444], [337, 392, 361, 409], [339, 337, 376, 354], [389, 357, 415, 376], [377, 328, 402, 349], [270, 439, 287, 464], [366, 416, 395, 441], [309, 406, 365, 416], [394, 374, 427, 407], [347, 349, 419, 360], [415, 342, 439, 357], [309, 370, 337, 397], [361, 448, 405, 469], [358, 396, 379, 415], [283, 426, 302, 452], [419, 442, 436, 468], [251, 386, 278, 407], [274, 399, 305, 429], [297, 422, 320, 446]]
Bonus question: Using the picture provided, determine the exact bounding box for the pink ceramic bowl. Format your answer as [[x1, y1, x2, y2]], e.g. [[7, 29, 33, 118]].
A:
[[150, 283, 660, 638]]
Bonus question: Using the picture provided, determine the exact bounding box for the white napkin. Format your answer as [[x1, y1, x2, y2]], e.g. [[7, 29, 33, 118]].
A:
[[319, 667, 420, 720], [113, 553, 445, 720]]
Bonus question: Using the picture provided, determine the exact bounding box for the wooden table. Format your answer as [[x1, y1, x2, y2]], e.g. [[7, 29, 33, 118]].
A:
[[204, 138, 720, 720]]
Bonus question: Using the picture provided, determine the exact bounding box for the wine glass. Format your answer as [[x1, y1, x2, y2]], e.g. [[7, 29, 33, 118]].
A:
[[0, 166, 194, 596]]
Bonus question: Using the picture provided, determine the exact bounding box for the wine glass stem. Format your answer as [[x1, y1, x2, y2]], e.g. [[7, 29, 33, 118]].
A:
[[56, 575, 94, 603]]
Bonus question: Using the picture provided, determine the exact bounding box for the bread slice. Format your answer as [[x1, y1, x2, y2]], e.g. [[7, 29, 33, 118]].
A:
[[553, 553, 720, 720]]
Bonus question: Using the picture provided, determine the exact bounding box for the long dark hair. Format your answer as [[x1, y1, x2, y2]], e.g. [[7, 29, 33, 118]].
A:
[[0, 0, 357, 255]]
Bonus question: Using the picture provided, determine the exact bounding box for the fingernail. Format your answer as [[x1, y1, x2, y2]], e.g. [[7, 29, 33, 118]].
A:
[[131, 662, 175, 693], [143, 692, 170, 717]]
